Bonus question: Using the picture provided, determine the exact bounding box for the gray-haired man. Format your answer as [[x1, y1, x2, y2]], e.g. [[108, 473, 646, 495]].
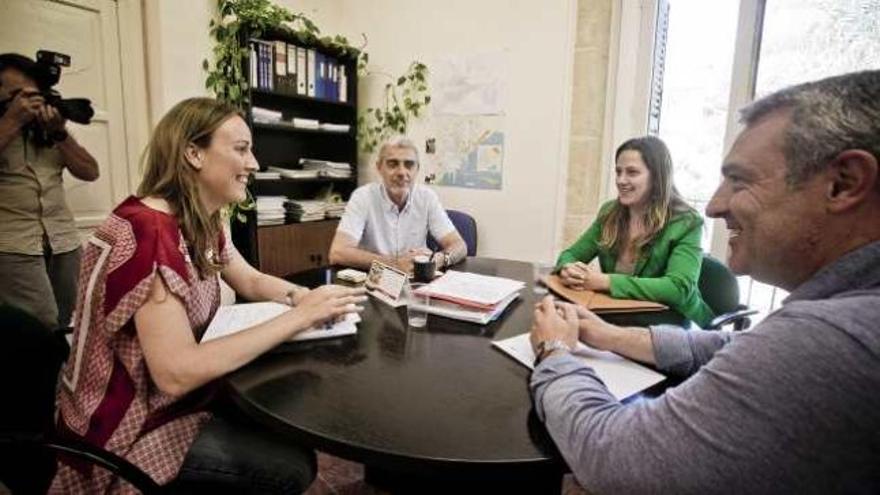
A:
[[329, 136, 467, 274]]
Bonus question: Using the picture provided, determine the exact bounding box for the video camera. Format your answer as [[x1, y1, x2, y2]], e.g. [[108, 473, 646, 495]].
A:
[[0, 50, 94, 125]]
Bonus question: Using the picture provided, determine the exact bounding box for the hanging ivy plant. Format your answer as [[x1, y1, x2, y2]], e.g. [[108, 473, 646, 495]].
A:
[[357, 61, 431, 153]]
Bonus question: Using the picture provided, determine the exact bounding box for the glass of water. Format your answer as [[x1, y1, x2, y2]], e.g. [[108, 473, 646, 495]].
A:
[[406, 282, 429, 328], [532, 262, 555, 295]]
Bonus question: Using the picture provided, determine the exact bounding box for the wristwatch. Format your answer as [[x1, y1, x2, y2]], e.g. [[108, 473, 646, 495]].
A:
[[534, 339, 572, 366]]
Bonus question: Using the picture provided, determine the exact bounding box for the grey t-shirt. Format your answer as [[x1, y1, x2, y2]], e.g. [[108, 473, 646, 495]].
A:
[[530, 240, 880, 494]]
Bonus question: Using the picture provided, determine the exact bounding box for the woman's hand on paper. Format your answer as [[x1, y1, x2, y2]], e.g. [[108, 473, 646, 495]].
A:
[[529, 295, 579, 352], [293, 285, 367, 330], [560, 262, 610, 292], [559, 262, 590, 290]]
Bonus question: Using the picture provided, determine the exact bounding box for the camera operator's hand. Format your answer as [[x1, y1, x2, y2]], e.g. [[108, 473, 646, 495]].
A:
[[37, 104, 66, 135], [2, 88, 43, 128]]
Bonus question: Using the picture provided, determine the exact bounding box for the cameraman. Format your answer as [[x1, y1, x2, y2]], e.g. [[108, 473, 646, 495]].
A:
[[0, 53, 98, 330]]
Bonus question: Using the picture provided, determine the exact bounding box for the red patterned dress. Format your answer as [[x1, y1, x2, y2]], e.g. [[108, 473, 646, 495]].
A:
[[51, 196, 228, 493]]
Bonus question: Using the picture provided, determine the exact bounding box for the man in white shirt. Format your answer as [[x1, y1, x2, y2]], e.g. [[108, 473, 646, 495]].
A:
[[329, 136, 467, 273]]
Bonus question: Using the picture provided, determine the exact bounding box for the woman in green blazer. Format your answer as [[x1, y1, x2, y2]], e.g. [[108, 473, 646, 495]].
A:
[[556, 136, 714, 327]]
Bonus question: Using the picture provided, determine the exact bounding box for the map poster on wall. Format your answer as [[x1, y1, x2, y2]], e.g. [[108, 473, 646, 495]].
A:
[[432, 51, 507, 116], [424, 115, 504, 190]]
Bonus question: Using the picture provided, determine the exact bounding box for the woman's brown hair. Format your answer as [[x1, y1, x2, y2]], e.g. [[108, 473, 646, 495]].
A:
[[137, 97, 243, 277], [599, 136, 694, 254]]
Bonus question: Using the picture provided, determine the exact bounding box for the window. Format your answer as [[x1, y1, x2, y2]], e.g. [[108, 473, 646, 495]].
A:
[[618, 0, 880, 324]]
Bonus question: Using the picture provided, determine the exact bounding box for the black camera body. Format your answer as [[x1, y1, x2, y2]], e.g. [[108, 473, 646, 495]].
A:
[[0, 50, 94, 126], [32, 50, 94, 125]]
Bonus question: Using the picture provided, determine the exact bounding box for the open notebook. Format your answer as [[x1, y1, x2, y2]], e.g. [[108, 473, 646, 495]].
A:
[[201, 302, 360, 343], [543, 275, 667, 313], [492, 333, 665, 400]]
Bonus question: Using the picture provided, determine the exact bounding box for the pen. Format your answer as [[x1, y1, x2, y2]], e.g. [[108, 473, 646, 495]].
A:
[[325, 267, 332, 285]]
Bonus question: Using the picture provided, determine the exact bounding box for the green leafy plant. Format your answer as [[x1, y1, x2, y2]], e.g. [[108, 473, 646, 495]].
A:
[[358, 61, 431, 153]]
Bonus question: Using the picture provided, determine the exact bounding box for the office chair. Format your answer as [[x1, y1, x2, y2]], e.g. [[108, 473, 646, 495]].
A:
[[699, 254, 758, 330], [0, 305, 162, 494], [428, 209, 478, 256]]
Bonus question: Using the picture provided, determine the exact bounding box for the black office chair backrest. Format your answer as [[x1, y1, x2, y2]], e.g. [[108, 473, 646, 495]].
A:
[[0, 305, 162, 494], [0, 305, 69, 493], [698, 254, 741, 316], [428, 209, 478, 256]]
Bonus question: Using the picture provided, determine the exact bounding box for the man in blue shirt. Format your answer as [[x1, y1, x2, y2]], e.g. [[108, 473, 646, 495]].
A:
[[529, 70, 880, 494]]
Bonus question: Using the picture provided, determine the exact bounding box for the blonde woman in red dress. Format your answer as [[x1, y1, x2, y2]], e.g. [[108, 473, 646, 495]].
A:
[[51, 97, 366, 494]]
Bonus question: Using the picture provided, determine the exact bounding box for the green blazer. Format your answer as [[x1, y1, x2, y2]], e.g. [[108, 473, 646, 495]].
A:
[[556, 200, 715, 327]]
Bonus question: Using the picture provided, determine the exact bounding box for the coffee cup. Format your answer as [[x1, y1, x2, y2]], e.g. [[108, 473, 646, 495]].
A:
[[413, 254, 435, 282]]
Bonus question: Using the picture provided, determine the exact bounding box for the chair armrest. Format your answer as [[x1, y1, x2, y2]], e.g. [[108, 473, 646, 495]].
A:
[[1, 433, 163, 493], [708, 307, 759, 330]]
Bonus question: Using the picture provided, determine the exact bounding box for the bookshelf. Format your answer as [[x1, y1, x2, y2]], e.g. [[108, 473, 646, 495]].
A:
[[231, 32, 358, 277]]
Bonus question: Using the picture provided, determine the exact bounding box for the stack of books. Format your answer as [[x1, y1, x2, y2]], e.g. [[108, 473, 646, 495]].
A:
[[285, 199, 326, 222], [412, 271, 524, 324], [255, 195, 287, 226]]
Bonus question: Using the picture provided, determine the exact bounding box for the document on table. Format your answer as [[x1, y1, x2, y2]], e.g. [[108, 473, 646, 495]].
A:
[[201, 302, 360, 343], [492, 333, 665, 400], [419, 270, 525, 307]]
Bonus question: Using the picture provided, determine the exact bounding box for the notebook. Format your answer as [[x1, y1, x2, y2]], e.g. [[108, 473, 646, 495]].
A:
[[543, 275, 667, 313], [201, 302, 359, 343]]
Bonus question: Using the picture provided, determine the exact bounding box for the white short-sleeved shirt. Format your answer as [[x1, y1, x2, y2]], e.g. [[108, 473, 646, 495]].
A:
[[337, 182, 456, 256]]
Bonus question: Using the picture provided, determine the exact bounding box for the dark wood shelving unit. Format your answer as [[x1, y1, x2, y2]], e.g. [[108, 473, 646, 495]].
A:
[[231, 32, 358, 278]]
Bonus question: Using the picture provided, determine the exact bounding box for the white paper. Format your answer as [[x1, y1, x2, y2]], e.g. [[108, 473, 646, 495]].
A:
[[202, 302, 360, 343], [418, 270, 524, 306], [492, 333, 665, 400], [409, 291, 519, 324]]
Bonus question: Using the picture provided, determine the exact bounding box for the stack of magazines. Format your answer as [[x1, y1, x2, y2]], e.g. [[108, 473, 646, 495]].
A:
[[411, 271, 524, 324]]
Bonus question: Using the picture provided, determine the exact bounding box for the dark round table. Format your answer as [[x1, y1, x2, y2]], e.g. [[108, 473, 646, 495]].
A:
[[225, 258, 681, 493]]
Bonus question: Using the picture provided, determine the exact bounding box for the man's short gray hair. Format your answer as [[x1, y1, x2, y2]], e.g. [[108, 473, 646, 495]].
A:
[[740, 70, 880, 185], [377, 136, 420, 165]]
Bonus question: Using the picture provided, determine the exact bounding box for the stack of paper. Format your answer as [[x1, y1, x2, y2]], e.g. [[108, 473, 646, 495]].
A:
[[202, 302, 360, 343], [254, 170, 281, 180], [324, 201, 347, 218], [411, 271, 524, 324], [299, 158, 353, 179], [252, 106, 282, 124], [255, 195, 287, 226], [285, 199, 326, 222], [267, 166, 320, 180], [492, 333, 665, 400], [292, 117, 319, 129], [318, 122, 351, 133]]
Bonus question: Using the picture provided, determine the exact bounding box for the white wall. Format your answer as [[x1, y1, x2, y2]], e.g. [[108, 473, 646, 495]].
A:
[[335, 0, 577, 262], [142, 0, 577, 263], [143, 0, 215, 123]]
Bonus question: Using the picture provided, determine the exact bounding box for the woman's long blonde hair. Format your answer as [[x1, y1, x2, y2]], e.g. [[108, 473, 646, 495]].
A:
[[599, 136, 694, 254], [137, 97, 243, 277]]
